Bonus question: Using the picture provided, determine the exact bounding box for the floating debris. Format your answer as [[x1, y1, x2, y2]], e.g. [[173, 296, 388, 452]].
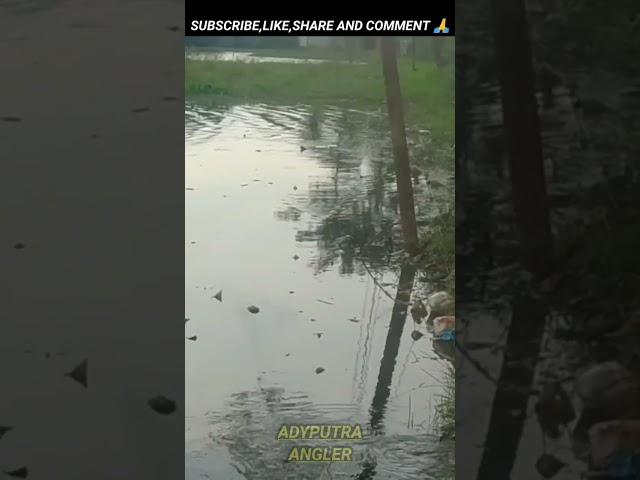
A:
[[185, 318, 190, 323], [247, 306, 260, 314], [410, 330, 424, 341], [186, 336, 197, 341], [285, 353, 290, 357], [315, 367, 325, 374], [185, 187, 195, 191], [132, 107, 150, 113], [433, 316, 455, 337], [167, 25, 180, 32], [213, 290, 222, 302], [162, 96, 178, 101], [190, 241, 196, 244], [535, 382, 575, 439], [0, 426, 12, 440], [293, 255, 300, 260], [310, 318, 316, 322], [314, 333, 323, 338], [268, 182, 274, 185], [3, 467, 28, 478], [348, 317, 359, 323], [90, 133, 99, 139], [426, 291, 454, 322], [66, 359, 88, 388], [317, 299, 334, 305], [240, 184, 248, 187], [2, 116, 22, 123], [289, 291, 295, 294], [410, 300, 428, 323], [535, 454, 566, 478], [300, 146, 307, 152], [44, 352, 50, 359], [13, 243, 26, 249], [293, 186, 297, 190], [148, 395, 176, 415]]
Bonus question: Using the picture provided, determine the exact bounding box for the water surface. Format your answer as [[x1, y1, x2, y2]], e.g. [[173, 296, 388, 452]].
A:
[[185, 100, 453, 479]]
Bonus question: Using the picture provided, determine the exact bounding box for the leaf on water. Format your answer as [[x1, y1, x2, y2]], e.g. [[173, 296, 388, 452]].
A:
[[3, 467, 28, 478], [535, 454, 566, 478], [66, 359, 88, 388], [148, 395, 176, 415], [213, 290, 222, 302], [186, 336, 197, 341], [247, 306, 260, 314], [315, 367, 325, 374], [0, 426, 13, 440], [410, 330, 424, 341]]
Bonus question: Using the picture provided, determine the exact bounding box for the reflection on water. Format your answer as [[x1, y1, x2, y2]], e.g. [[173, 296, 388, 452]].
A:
[[185, 50, 367, 65], [185, 99, 453, 478], [457, 1, 640, 478]]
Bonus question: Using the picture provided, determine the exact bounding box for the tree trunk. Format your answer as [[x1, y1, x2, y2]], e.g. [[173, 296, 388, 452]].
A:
[[491, 0, 553, 279], [477, 0, 555, 477], [380, 37, 419, 255]]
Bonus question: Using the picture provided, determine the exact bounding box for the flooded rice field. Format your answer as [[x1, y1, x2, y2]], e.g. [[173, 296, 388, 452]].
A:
[[185, 101, 453, 479]]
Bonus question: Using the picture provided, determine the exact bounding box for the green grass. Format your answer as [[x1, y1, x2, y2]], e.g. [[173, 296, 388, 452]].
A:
[[431, 364, 455, 479], [417, 208, 455, 296], [433, 364, 455, 440], [185, 56, 454, 143]]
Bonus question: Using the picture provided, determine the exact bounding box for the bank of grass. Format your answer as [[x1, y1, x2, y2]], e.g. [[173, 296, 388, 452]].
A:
[[433, 364, 455, 440], [433, 365, 455, 480], [185, 56, 454, 143], [417, 208, 455, 295]]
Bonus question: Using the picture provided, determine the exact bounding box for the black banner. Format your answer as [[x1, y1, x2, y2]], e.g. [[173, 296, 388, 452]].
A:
[[185, 14, 455, 36]]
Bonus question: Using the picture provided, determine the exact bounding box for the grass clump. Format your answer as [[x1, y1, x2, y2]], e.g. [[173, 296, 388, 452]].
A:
[[185, 56, 453, 143]]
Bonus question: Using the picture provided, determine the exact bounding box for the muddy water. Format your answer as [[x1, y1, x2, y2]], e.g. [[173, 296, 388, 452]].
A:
[[185, 101, 453, 479]]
